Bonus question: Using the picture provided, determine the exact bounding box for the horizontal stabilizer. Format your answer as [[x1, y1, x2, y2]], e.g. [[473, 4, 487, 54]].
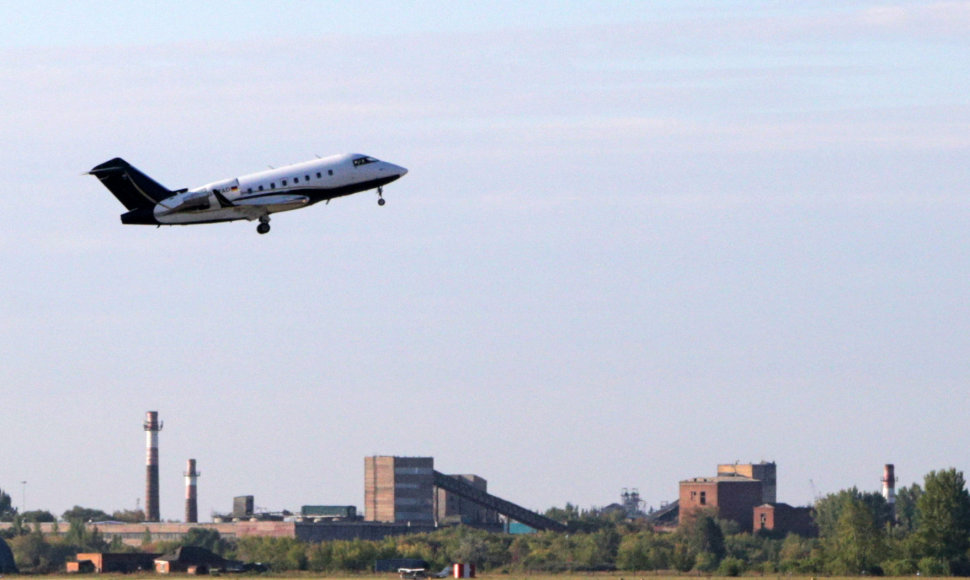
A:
[[89, 157, 172, 211]]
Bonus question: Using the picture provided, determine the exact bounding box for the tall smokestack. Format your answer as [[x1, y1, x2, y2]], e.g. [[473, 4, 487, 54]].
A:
[[882, 464, 896, 504], [144, 411, 163, 522], [882, 463, 896, 521], [184, 459, 200, 523]]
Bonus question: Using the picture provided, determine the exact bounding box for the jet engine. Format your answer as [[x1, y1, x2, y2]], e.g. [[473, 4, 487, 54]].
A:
[[157, 190, 211, 214]]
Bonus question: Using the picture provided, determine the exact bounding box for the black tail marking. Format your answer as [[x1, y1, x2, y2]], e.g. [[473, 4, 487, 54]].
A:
[[89, 157, 172, 210]]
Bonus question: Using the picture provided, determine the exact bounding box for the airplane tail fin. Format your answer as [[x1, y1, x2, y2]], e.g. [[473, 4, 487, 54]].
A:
[[88, 157, 172, 210]]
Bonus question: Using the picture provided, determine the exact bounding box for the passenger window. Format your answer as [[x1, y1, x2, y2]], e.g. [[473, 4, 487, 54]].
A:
[[305, 174, 310, 181], [316, 172, 322, 178], [247, 188, 252, 193], [258, 185, 264, 191], [271, 182, 275, 189], [328, 169, 333, 176], [294, 177, 299, 184], [282, 179, 287, 186]]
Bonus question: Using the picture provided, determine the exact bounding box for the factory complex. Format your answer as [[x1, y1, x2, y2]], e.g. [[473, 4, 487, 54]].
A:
[[2, 412, 901, 546]]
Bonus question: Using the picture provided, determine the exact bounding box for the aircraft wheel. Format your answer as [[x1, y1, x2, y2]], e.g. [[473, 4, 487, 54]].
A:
[[257, 223, 270, 234], [378, 198, 386, 206]]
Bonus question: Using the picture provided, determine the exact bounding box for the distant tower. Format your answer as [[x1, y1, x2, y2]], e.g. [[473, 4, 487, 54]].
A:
[[184, 459, 200, 523], [882, 464, 896, 518], [621, 488, 645, 517], [144, 411, 163, 522]]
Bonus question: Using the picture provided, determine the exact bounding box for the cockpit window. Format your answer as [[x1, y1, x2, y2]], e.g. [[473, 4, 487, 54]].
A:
[[352, 156, 378, 167]]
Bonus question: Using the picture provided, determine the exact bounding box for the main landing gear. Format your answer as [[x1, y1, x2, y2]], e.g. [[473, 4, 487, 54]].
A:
[[257, 215, 271, 234], [377, 186, 386, 206]]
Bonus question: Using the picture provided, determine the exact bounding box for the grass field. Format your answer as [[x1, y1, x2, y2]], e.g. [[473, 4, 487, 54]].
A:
[[9, 575, 950, 580]]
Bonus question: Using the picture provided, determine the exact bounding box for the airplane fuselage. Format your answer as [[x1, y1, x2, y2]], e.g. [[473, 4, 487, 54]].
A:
[[90, 153, 407, 234]]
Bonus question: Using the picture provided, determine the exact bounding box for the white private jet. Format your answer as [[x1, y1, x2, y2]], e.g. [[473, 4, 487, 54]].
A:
[[89, 153, 407, 234]]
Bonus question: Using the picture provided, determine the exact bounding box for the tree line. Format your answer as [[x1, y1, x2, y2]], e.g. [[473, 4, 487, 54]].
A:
[[2, 467, 969, 575]]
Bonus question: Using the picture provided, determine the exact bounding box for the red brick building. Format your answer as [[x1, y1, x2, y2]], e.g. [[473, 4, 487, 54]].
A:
[[753, 503, 816, 536], [679, 476, 765, 532]]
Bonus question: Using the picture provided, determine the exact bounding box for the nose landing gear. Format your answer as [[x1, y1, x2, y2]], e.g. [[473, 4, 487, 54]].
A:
[[257, 215, 271, 234], [377, 186, 386, 206]]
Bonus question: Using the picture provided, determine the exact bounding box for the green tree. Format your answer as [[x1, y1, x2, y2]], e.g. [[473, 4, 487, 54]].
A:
[[235, 536, 308, 571], [21, 510, 55, 523], [616, 531, 654, 570], [814, 487, 892, 539], [778, 533, 819, 573], [916, 468, 970, 574], [10, 514, 27, 537], [0, 489, 16, 522], [717, 556, 746, 576], [828, 494, 887, 574], [64, 519, 108, 552], [544, 502, 619, 533], [111, 508, 146, 523], [453, 533, 488, 567], [680, 511, 726, 563], [180, 527, 231, 555], [895, 483, 922, 533], [61, 506, 111, 522]]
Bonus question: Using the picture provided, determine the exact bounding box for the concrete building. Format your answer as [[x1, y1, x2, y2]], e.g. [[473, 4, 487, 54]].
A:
[[717, 462, 776, 504], [364, 456, 435, 524], [435, 474, 499, 525]]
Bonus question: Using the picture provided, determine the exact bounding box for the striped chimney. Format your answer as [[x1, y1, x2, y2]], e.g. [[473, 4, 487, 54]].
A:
[[184, 459, 200, 523], [144, 411, 163, 522]]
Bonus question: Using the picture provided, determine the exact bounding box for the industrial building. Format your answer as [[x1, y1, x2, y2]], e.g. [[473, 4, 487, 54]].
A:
[[678, 461, 818, 536], [365, 456, 564, 532], [66, 552, 158, 574], [717, 462, 776, 504], [364, 456, 436, 524], [4, 446, 562, 550], [435, 475, 499, 525], [753, 503, 815, 536], [679, 475, 764, 532], [679, 461, 777, 533]]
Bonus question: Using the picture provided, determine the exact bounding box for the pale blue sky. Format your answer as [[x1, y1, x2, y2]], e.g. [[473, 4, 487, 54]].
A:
[[1, 2, 969, 521]]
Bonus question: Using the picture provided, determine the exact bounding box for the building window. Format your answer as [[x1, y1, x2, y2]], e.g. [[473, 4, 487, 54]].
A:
[[700, 491, 706, 505]]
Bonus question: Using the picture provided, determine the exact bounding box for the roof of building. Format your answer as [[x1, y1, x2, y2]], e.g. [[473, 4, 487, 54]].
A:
[[756, 502, 811, 511], [155, 546, 226, 566], [680, 475, 762, 484]]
